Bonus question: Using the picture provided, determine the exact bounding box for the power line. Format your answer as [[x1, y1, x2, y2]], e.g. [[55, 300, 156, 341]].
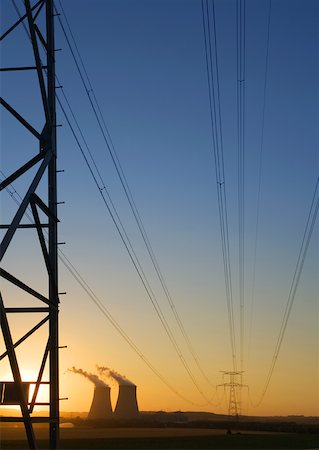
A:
[[236, 0, 246, 372], [55, 92, 215, 405], [201, 0, 237, 371], [54, 0, 215, 390], [57, 251, 204, 407], [11, 0, 216, 405], [57, 94, 215, 404], [248, 0, 272, 367], [0, 170, 209, 407], [253, 177, 319, 406]]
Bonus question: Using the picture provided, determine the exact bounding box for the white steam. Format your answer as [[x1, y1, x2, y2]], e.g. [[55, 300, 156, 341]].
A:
[[69, 366, 108, 387], [97, 366, 135, 386]]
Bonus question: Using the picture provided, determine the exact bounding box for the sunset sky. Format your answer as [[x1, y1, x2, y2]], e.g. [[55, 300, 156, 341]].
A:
[[1, 0, 318, 417]]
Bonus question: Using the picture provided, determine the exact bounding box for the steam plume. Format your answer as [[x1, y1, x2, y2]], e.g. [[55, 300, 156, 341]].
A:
[[97, 366, 135, 386], [69, 367, 108, 387]]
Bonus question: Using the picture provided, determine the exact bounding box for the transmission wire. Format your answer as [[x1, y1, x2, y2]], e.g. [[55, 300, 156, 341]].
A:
[[201, 0, 237, 371], [55, 93, 215, 405], [236, 0, 246, 372], [251, 177, 319, 406], [248, 0, 272, 367], [0, 172, 210, 408], [55, 0, 216, 391], [10, 0, 216, 405]]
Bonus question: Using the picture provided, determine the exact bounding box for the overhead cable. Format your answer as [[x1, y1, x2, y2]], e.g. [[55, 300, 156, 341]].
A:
[[253, 177, 319, 406], [55, 0, 216, 390], [0, 172, 209, 408], [236, 0, 246, 371], [201, 0, 237, 371], [55, 93, 215, 405], [248, 0, 272, 364], [11, 0, 215, 405]]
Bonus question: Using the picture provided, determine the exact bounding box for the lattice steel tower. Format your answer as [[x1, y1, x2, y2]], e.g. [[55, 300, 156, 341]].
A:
[[1, 1, 59, 449], [218, 371, 247, 417]]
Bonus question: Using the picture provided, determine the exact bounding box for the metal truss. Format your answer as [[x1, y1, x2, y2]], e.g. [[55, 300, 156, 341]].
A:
[[218, 371, 247, 417], [0, 1, 59, 449]]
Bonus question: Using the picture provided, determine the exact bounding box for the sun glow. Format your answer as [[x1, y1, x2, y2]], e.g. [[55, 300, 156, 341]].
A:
[[0, 368, 49, 409]]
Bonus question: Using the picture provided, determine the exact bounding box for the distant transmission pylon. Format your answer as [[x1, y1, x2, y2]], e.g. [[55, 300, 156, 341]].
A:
[[0, 1, 60, 449], [218, 371, 247, 417]]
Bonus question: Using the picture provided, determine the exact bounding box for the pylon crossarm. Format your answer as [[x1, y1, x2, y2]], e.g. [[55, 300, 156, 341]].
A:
[[5, 307, 50, 313], [0, 65, 48, 72]]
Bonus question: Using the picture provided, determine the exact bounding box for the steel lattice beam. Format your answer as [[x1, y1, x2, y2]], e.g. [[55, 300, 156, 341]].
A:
[[0, 1, 59, 449]]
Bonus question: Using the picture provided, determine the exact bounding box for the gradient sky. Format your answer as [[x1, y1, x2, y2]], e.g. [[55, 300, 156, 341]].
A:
[[1, 0, 318, 417]]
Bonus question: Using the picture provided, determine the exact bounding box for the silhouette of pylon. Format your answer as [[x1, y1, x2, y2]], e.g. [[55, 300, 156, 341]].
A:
[[218, 371, 247, 417]]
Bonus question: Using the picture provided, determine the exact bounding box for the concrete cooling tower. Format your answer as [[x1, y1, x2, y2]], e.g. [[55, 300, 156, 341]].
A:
[[114, 384, 139, 419], [87, 385, 113, 420]]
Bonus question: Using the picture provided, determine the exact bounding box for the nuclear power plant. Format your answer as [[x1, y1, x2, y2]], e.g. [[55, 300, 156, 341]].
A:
[[114, 384, 139, 419], [87, 385, 113, 420], [70, 366, 139, 420]]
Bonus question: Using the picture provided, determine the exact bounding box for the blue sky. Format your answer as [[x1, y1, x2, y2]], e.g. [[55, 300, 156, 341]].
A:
[[0, 0, 318, 415]]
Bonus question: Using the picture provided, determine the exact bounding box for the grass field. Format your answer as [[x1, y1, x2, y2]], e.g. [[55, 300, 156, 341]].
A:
[[1, 426, 319, 449]]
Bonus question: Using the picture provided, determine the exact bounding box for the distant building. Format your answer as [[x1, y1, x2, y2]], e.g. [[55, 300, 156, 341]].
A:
[[114, 384, 139, 419], [87, 386, 113, 420]]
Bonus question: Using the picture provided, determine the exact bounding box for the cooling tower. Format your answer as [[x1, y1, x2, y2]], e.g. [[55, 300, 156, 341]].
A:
[[114, 384, 139, 419], [87, 385, 113, 420]]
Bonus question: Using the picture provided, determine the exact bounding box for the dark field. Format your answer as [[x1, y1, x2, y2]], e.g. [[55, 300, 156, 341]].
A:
[[1, 426, 319, 449]]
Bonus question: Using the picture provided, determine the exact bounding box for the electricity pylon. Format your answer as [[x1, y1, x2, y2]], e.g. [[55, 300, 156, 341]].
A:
[[218, 371, 247, 417], [0, 1, 59, 449]]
